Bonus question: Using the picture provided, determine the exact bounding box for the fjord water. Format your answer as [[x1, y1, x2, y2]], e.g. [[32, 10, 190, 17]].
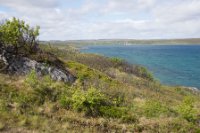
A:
[[81, 45, 200, 89]]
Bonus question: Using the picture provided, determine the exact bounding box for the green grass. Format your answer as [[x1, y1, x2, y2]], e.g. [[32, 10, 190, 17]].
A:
[[0, 44, 200, 132]]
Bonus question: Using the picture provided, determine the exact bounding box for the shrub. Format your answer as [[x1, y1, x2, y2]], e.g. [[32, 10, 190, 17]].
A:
[[71, 87, 108, 116], [0, 17, 40, 54], [12, 92, 37, 114], [121, 114, 138, 123], [177, 97, 197, 122], [25, 70, 39, 88], [134, 66, 154, 81], [59, 85, 129, 118], [14, 93, 32, 109], [143, 100, 170, 118], [59, 94, 73, 109], [111, 92, 125, 107], [25, 70, 62, 104], [99, 106, 127, 118], [0, 99, 7, 112], [110, 57, 124, 65], [71, 89, 86, 111]]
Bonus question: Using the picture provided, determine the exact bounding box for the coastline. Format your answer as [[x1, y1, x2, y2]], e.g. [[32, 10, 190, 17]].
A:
[[79, 45, 200, 91], [184, 86, 200, 92]]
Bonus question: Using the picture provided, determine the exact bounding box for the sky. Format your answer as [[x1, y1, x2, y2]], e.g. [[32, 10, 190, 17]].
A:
[[0, 0, 200, 40]]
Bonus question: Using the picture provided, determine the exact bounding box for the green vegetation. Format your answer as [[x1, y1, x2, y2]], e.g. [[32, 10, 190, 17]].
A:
[[177, 97, 198, 122], [0, 17, 40, 54], [1, 45, 199, 132], [143, 100, 172, 118], [0, 18, 200, 132]]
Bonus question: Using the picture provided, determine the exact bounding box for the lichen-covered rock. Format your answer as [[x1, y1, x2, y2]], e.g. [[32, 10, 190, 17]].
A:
[[0, 47, 76, 83]]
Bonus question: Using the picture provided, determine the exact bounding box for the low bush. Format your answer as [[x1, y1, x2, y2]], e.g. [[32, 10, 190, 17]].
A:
[[13, 93, 35, 113], [177, 97, 197, 122], [59, 94, 73, 109], [111, 92, 125, 107], [25, 70, 63, 104], [59, 86, 129, 118], [25, 70, 39, 88], [99, 106, 127, 118], [143, 100, 171, 118], [0, 99, 7, 112], [110, 57, 124, 66], [71, 87, 108, 116], [134, 66, 154, 81], [120, 114, 138, 123]]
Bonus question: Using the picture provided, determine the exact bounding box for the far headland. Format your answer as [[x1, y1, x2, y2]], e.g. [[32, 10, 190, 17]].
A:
[[43, 38, 200, 46]]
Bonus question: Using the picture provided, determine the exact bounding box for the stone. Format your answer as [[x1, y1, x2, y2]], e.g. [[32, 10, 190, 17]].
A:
[[0, 46, 76, 83]]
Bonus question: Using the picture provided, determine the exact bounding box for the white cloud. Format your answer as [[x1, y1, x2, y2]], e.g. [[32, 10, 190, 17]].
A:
[[99, 0, 157, 15], [0, 0, 200, 40], [153, 0, 200, 23], [0, 0, 58, 9]]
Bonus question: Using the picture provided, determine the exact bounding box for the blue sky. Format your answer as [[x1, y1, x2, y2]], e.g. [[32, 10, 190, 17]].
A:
[[0, 0, 200, 40]]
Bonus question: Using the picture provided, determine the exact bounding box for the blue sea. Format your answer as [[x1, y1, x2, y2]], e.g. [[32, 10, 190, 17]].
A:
[[81, 45, 200, 89]]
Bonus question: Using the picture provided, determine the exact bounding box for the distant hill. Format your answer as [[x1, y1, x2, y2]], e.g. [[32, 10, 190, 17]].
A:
[[41, 38, 200, 46]]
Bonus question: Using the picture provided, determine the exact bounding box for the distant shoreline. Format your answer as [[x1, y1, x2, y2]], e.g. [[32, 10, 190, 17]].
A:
[[42, 38, 200, 46]]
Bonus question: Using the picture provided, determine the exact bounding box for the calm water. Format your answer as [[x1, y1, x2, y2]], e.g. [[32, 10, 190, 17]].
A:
[[81, 45, 200, 89]]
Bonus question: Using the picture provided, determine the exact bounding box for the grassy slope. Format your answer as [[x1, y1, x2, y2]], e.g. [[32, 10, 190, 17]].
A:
[[0, 44, 200, 132]]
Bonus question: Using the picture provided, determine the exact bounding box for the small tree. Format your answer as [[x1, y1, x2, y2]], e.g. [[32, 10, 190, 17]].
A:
[[0, 17, 40, 54]]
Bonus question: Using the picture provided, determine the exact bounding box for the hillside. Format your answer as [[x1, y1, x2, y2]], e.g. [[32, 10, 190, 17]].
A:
[[0, 43, 200, 132], [0, 18, 200, 132]]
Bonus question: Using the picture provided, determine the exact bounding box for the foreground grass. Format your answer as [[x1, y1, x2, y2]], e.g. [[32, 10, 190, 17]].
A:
[[0, 44, 200, 132]]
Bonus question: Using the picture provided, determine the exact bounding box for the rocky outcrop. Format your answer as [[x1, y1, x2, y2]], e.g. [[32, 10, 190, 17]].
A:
[[184, 86, 200, 93], [0, 47, 76, 83]]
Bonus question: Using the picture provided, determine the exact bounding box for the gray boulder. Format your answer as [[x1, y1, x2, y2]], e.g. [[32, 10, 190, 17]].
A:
[[0, 48, 76, 83]]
